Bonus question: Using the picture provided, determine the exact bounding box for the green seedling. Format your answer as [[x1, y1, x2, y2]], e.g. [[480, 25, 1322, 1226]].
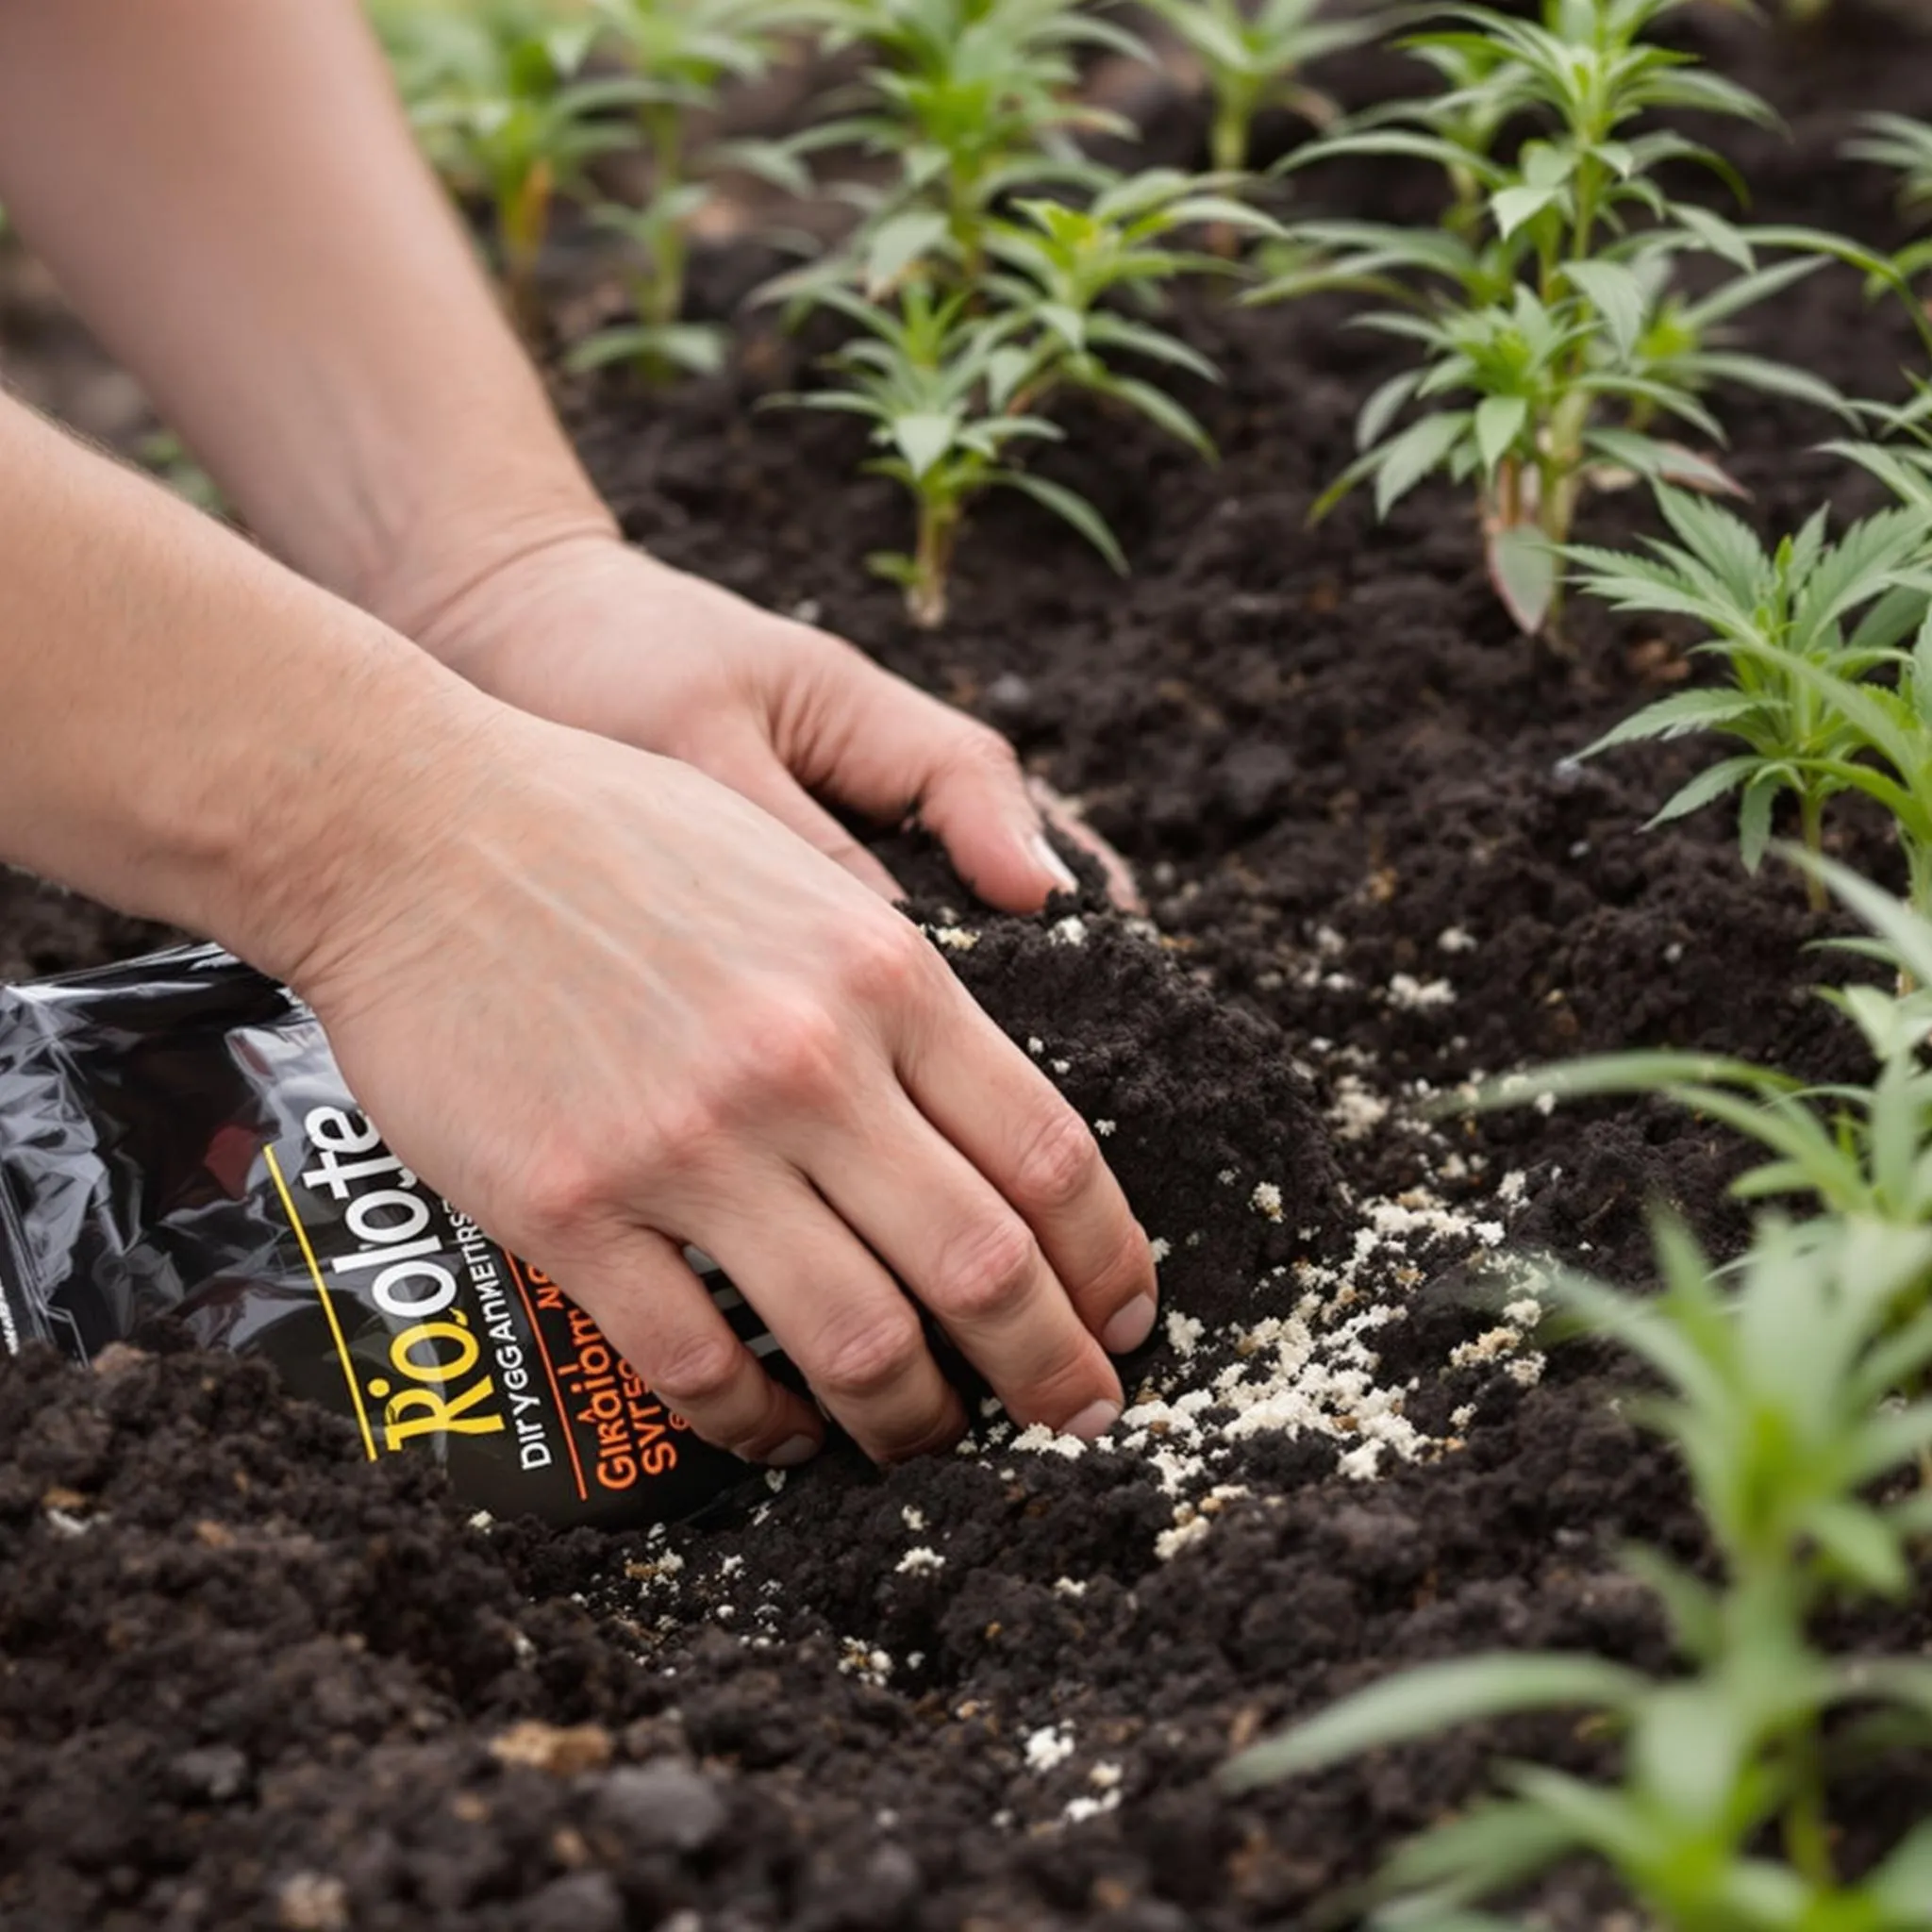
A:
[[1226, 1208, 1932, 1929], [1571, 490, 1932, 907], [1845, 111, 1932, 300], [1138, 0, 1384, 177], [569, 0, 824, 378], [980, 171, 1277, 451], [772, 283, 1124, 625], [808, 0, 1148, 291], [375, 0, 639, 325], [1253, 0, 1854, 637]]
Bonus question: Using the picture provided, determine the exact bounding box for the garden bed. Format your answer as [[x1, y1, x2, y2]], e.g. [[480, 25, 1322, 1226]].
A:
[[6, 8, 1932, 1928]]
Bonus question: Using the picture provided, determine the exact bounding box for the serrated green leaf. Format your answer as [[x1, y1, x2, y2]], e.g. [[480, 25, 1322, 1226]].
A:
[[1565, 258, 1647, 358], [1372, 412, 1468, 519]]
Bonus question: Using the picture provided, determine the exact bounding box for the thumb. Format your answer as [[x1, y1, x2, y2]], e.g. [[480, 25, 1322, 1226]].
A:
[[914, 729, 1082, 914], [780, 641, 1078, 913]]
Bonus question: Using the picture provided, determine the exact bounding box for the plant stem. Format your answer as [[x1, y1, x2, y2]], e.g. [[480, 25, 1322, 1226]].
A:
[[644, 104, 688, 331], [499, 160, 554, 340], [908, 493, 957, 628], [1800, 792, 1828, 912]]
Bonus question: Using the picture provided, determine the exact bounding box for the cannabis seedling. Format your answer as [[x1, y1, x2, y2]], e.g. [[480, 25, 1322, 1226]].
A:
[[981, 170, 1277, 453], [1138, 0, 1382, 177], [773, 283, 1124, 625], [375, 0, 639, 325], [1226, 1208, 1932, 1927], [1571, 490, 1932, 906], [1845, 111, 1932, 303], [570, 0, 826, 377], [1255, 0, 1850, 636], [808, 0, 1147, 292]]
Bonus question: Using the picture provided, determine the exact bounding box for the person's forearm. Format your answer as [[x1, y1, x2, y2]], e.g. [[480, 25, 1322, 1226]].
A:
[[0, 0, 613, 631], [0, 390, 491, 977]]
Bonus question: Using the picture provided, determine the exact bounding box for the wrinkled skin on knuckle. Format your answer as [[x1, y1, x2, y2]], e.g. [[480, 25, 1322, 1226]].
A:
[[724, 995, 848, 1119], [929, 1212, 1039, 1325], [809, 1301, 927, 1407], [947, 721, 1025, 791], [645, 1326, 750, 1421], [837, 912, 934, 1012], [1090, 1216, 1158, 1308], [514, 1143, 622, 1249], [1010, 1104, 1103, 1216]]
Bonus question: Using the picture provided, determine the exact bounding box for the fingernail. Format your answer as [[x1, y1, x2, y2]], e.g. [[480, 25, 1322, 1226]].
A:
[[1032, 833, 1079, 895], [1062, 1398, 1121, 1442], [1102, 1293, 1158, 1355], [766, 1434, 821, 1468]]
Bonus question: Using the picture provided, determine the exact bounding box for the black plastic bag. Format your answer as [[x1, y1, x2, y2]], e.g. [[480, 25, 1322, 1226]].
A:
[[0, 944, 784, 1527]]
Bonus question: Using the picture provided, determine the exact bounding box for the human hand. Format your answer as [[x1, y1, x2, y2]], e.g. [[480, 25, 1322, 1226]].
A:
[[286, 705, 1158, 1468], [386, 531, 1142, 913]]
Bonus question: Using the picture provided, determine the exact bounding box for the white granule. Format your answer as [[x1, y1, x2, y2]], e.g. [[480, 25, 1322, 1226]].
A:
[[1052, 1576, 1089, 1599], [765, 1469, 788, 1491], [1327, 1075, 1390, 1142], [1149, 1237, 1173, 1265], [1165, 1309, 1205, 1357], [1535, 1091, 1557, 1117], [1438, 925, 1477, 953], [1503, 1297, 1543, 1327], [1052, 1059, 1072, 1075], [928, 925, 979, 952], [719, 1554, 743, 1576], [1094, 1119, 1117, 1138], [901, 1506, 926, 1532], [1155, 1511, 1213, 1560], [1388, 974, 1457, 1010], [1450, 1324, 1524, 1368], [1049, 916, 1089, 948], [839, 1639, 894, 1685], [1012, 1422, 1090, 1458], [1088, 1761, 1124, 1790], [1509, 1356, 1546, 1387], [1218, 1169, 1238, 1186], [1496, 1169, 1529, 1207], [1450, 1403, 1475, 1430], [1062, 1791, 1122, 1824], [467, 1509, 495, 1532], [1027, 1037, 1045, 1056], [1024, 1725, 1075, 1773], [1251, 1181, 1284, 1222], [895, 1547, 945, 1574], [1339, 1440, 1390, 1480]]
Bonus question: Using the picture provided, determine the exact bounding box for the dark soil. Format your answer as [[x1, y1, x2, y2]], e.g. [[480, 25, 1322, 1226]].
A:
[[6, 8, 1932, 1928]]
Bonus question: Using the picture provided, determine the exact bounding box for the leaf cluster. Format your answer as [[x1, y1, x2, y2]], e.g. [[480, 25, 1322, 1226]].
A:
[[771, 170, 1275, 622], [1253, 0, 1857, 635], [1572, 490, 1932, 908], [567, 0, 827, 378], [1228, 1201, 1932, 1930], [1844, 111, 1932, 299], [373, 0, 640, 310], [804, 0, 1150, 293], [1139, 0, 1384, 176]]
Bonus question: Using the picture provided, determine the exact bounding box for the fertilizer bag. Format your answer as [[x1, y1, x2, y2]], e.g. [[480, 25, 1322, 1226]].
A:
[[0, 943, 789, 1528]]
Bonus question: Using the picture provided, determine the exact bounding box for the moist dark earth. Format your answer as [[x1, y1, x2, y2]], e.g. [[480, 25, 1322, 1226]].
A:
[[7, 11, 1932, 1929]]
